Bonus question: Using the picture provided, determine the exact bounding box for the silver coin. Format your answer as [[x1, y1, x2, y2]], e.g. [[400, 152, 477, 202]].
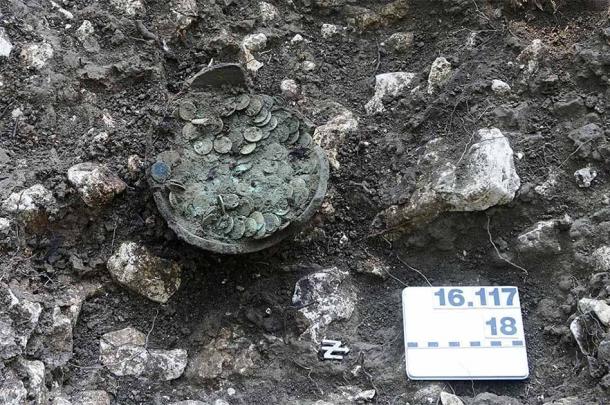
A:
[[262, 116, 278, 132], [261, 94, 275, 110], [263, 213, 280, 233], [245, 95, 263, 116], [193, 138, 214, 155], [253, 109, 271, 125], [179, 101, 197, 120], [279, 220, 291, 231], [261, 159, 278, 174], [275, 207, 290, 216], [233, 163, 252, 175], [214, 137, 232, 154], [285, 116, 300, 134], [249, 211, 265, 229], [297, 132, 313, 147], [230, 216, 246, 239], [169, 191, 181, 210], [221, 193, 240, 209], [272, 123, 291, 142], [290, 178, 307, 189], [236, 182, 252, 196], [255, 111, 272, 127], [253, 222, 267, 239], [236, 196, 254, 216], [219, 98, 236, 117], [182, 122, 199, 140], [244, 217, 258, 237], [191, 117, 224, 135], [243, 127, 263, 143], [286, 129, 300, 144], [235, 94, 250, 110], [217, 215, 234, 234], [240, 142, 257, 155]]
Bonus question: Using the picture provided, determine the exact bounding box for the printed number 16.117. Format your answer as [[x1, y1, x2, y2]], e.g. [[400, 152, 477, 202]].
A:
[[434, 287, 517, 307]]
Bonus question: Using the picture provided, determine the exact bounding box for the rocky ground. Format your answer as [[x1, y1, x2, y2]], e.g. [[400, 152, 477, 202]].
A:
[[1, 0, 610, 404]]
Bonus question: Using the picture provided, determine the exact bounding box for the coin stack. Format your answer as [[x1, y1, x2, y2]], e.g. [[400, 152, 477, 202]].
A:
[[151, 93, 320, 243]]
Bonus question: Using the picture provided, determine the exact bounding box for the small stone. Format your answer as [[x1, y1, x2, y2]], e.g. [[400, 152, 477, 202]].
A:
[[292, 267, 357, 343], [427, 56, 452, 94], [591, 246, 610, 271], [313, 105, 358, 169], [413, 385, 442, 405], [67, 162, 127, 207], [0, 217, 11, 236], [20, 42, 54, 70], [365, 71, 416, 114], [321, 23, 341, 39], [110, 0, 145, 16], [280, 79, 300, 99], [0, 28, 13, 58], [107, 242, 182, 304], [75, 20, 95, 41], [574, 167, 597, 188], [517, 38, 544, 77], [578, 298, 610, 326], [0, 283, 42, 360], [301, 60, 317, 72], [127, 154, 144, 175], [515, 218, 563, 255], [472, 392, 523, 405], [0, 375, 27, 405], [440, 392, 465, 405], [598, 337, 610, 367], [242, 33, 267, 52], [568, 123, 604, 159], [71, 391, 111, 405], [17, 359, 47, 404], [291, 34, 304, 43], [491, 79, 511, 96], [259, 2, 279, 23], [382, 31, 414, 53]]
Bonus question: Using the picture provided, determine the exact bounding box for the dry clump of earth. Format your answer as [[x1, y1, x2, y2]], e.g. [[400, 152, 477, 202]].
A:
[[1, 0, 610, 404]]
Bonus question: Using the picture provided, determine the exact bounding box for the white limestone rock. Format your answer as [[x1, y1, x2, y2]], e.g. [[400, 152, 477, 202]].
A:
[[280, 78, 300, 99], [107, 242, 182, 303], [0, 28, 13, 58], [491, 79, 511, 96], [259, 2, 279, 23], [313, 106, 358, 169], [427, 57, 452, 94], [292, 267, 357, 343], [365, 72, 416, 114], [0, 284, 43, 360], [110, 0, 145, 16], [2, 184, 57, 220], [574, 167, 597, 188], [578, 298, 610, 326], [20, 42, 54, 70], [67, 162, 127, 207], [321, 23, 341, 39]]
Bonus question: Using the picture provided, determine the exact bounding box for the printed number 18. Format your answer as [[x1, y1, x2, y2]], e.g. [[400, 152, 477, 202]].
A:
[[486, 317, 517, 335]]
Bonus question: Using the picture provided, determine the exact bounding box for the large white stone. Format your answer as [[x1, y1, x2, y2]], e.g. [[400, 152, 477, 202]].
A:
[[67, 162, 127, 207], [0, 28, 13, 58], [20, 42, 54, 70], [292, 267, 357, 343], [313, 107, 358, 169], [107, 242, 182, 303], [375, 128, 520, 233], [2, 184, 56, 218], [578, 298, 610, 326], [365, 72, 416, 114]]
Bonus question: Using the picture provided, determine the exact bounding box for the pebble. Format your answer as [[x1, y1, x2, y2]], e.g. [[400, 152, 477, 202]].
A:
[[259, 2, 279, 23], [20, 42, 54, 70], [107, 242, 182, 304], [491, 79, 511, 96], [280, 79, 300, 99], [427, 56, 452, 94], [382, 31, 414, 53], [568, 123, 604, 159], [75, 20, 95, 42], [515, 218, 563, 255], [291, 34, 304, 44], [574, 167, 597, 188], [67, 162, 127, 207], [412, 385, 442, 405], [70, 391, 111, 405], [472, 393, 522, 405], [0, 217, 11, 236], [2, 184, 57, 219], [110, 0, 145, 16], [242, 33, 267, 52], [591, 245, 610, 271], [440, 392, 465, 405], [578, 298, 610, 326], [321, 23, 341, 39], [0, 28, 13, 58], [313, 105, 358, 169], [365, 71, 416, 114], [301, 60, 317, 72]]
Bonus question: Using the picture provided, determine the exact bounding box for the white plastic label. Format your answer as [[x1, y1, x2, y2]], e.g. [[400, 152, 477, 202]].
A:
[[402, 286, 529, 380]]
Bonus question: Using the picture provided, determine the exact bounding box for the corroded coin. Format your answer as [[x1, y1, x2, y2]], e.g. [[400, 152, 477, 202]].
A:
[[217, 215, 234, 234], [193, 138, 214, 155], [297, 132, 313, 147], [285, 116, 300, 134], [240, 143, 257, 155], [151, 162, 171, 183], [182, 122, 199, 140], [235, 94, 250, 110], [236, 196, 253, 216], [245, 95, 263, 116], [286, 129, 300, 145], [261, 94, 275, 110], [253, 109, 270, 125], [244, 217, 258, 237], [261, 160, 278, 174], [192, 117, 224, 135], [221, 193, 240, 209], [230, 216, 246, 239], [219, 97, 236, 117], [249, 211, 265, 229], [264, 213, 281, 234], [214, 136, 232, 154], [233, 163, 252, 175], [262, 116, 278, 132], [243, 127, 263, 142], [236, 182, 251, 196], [179, 101, 197, 120]]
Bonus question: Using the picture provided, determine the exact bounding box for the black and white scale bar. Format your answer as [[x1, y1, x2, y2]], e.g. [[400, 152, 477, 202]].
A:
[[407, 340, 525, 349]]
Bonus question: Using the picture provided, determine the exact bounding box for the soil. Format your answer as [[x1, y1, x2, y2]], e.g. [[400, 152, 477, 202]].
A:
[[1, 0, 610, 404]]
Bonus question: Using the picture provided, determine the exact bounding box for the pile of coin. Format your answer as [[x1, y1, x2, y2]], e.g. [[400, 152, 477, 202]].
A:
[[151, 93, 321, 243]]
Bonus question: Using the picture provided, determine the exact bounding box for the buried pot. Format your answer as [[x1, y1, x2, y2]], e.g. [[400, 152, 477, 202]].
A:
[[149, 64, 329, 254]]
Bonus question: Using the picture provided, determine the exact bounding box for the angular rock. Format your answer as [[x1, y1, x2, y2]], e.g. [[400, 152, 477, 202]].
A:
[[375, 128, 520, 234], [17, 358, 47, 404], [427, 57, 452, 94], [574, 167, 597, 188], [301, 60, 317, 72], [280, 79, 300, 99], [413, 385, 442, 405], [76, 20, 95, 41], [0, 28, 13, 58], [472, 393, 523, 405], [259, 2, 278, 23], [20, 42, 54, 70], [0, 373, 27, 405], [382, 32, 414, 53], [67, 162, 127, 207], [292, 267, 357, 343], [591, 246, 610, 271], [242, 33, 267, 52], [0, 217, 11, 236], [517, 38, 544, 77], [598, 337, 610, 367], [578, 298, 610, 326], [0, 284, 42, 360], [186, 327, 258, 381], [2, 184, 57, 221], [514, 218, 564, 255], [441, 392, 465, 405], [107, 242, 182, 303], [171, 0, 198, 31], [100, 326, 187, 380], [365, 72, 416, 114], [110, 0, 145, 16], [313, 104, 358, 169], [491, 79, 511, 96], [321, 23, 341, 39], [568, 123, 605, 159]]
